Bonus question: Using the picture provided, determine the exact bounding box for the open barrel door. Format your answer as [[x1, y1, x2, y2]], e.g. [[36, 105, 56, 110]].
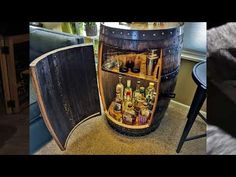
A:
[[30, 44, 101, 150]]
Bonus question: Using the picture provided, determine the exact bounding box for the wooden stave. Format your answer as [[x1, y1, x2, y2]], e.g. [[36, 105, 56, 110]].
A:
[[30, 45, 101, 149], [100, 33, 183, 76], [100, 23, 183, 135]]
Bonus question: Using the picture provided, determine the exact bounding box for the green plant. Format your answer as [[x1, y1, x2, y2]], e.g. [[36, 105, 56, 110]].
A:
[[84, 22, 97, 36], [84, 22, 96, 27]]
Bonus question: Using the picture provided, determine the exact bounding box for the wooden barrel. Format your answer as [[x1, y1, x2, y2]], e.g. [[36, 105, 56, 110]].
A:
[[99, 22, 184, 136]]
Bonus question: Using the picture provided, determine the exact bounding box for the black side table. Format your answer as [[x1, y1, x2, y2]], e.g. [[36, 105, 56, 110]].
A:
[[176, 61, 207, 153]]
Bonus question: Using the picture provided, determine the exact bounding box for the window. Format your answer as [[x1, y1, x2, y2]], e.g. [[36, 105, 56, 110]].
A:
[[182, 22, 207, 61]]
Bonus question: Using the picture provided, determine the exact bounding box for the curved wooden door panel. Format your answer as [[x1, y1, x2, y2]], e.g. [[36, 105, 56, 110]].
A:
[[30, 44, 101, 150]]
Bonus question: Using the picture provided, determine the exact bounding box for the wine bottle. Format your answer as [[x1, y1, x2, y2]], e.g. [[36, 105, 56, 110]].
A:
[[116, 75, 124, 100], [124, 80, 132, 101]]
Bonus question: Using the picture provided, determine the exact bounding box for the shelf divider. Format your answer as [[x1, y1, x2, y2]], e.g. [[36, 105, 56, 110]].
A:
[[102, 67, 159, 83]]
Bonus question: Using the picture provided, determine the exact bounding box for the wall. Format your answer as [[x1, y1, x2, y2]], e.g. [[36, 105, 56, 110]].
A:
[[173, 59, 207, 112]]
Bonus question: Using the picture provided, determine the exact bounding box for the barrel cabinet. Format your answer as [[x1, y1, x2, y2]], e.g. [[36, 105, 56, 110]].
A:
[[98, 22, 184, 136], [30, 22, 184, 150]]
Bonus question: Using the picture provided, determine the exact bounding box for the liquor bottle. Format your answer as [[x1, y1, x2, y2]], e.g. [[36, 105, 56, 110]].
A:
[[145, 82, 155, 102], [138, 102, 150, 125], [116, 75, 124, 100], [133, 81, 141, 102], [114, 93, 122, 112], [140, 86, 145, 97], [122, 101, 136, 125], [111, 93, 123, 122], [148, 92, 156, 110], [123, 91, 132, 112], [124, 80, 132, 101]]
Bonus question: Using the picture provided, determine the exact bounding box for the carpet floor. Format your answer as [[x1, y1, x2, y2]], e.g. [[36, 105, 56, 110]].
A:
[[35, 101, 206, 155]]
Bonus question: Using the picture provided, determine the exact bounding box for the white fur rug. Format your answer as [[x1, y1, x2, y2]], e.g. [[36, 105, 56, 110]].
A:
[[207, 125, 236, 155]]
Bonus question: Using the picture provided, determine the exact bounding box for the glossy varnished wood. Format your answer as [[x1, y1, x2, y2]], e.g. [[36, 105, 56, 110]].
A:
[[30, 44, 101, 150]]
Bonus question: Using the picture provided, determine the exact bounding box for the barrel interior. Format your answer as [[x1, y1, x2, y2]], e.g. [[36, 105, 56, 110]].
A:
[[98, 22, 183, 135], [101, 70, 159, 127], [99, 43, 162, 129]]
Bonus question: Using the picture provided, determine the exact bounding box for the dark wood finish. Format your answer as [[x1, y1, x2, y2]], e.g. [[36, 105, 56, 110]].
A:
[[98, 23, 183, 135], [30, 44, 101, 150], [100, 22, 184, 76]]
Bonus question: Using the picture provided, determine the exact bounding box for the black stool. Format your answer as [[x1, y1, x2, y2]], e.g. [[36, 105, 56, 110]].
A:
[[176, 61, 207, 153]]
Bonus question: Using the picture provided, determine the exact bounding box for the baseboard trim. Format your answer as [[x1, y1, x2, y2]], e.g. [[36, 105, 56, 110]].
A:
[[170, 100, 206, 123]]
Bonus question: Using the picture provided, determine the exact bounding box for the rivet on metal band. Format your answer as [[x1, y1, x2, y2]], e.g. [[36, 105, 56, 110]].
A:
[[161, 67, 179, 81]]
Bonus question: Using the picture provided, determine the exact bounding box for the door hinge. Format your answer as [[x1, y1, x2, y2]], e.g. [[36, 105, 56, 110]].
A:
[[1, 46, 9, 54], [7, 100, 15, 108]]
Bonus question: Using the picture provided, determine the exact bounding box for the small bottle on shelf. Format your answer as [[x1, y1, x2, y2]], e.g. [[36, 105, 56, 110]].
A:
[[123, 91, 132, 112], [116, 75, 124, 100], [124, 80, 132, 101], [122, 102, 136, 125], [133, 81, 141, 102], [133, 81, 140, 116], [145, 82, 155, 102], [148, 92, 156, 110], [138, 102, 150, 125], [109, 92, 123, 122], [140, 86, 145, 97], [114, 93, 122, 113]]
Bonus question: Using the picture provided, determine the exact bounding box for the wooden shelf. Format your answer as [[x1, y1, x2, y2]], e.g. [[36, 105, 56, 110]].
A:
[[102, 67, 159, 83], [105, 101, 152, 129], [105, 111, 150, 129], [98, 43, 163, 131]]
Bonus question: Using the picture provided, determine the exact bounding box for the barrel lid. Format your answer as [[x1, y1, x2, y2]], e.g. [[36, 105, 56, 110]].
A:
[[101, 22, 183, 30], [100, 22, 184, 41]]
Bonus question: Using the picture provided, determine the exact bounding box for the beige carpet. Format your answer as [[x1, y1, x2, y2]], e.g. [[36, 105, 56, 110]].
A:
[[35, 101, 206, 155]]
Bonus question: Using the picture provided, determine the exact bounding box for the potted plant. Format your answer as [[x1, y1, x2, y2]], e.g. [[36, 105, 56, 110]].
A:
[[84, 22, 97, 36]]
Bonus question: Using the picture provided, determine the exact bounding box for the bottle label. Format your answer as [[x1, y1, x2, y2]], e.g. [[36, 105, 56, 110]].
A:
[[123, 113, 133, 124], [125, 90, 132, 100], [116, 86, 123, 96], [134, 91, 141, 100], [114, 102, 122, 112], [138, 115, 147, 124]]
